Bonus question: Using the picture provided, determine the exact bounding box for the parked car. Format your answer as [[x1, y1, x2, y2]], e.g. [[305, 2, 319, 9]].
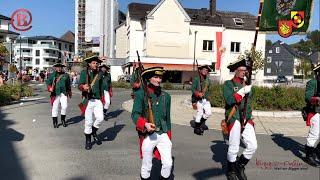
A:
[[275, 75, 288, 83]]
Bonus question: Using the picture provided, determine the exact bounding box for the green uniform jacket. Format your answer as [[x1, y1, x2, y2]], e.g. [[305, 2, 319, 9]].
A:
[[131, 88, 171, 135], [305, 79, 320, 112], [223, 79, 253, 125], [79, 69, 103, 99], [101, 72, 111, 91], [46, 72, 71, 96], [191, 75, 212, 102]]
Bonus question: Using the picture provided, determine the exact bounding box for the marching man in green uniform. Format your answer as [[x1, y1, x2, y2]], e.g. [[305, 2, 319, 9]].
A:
[[223, 59, 257, 180], [99, 64, 112, 116], [191, 65, 213, 135], [79, 55, 104, 150], [131, 67, 173, 180], [46, 62, 71, 128], [304, 63, 320, 167]]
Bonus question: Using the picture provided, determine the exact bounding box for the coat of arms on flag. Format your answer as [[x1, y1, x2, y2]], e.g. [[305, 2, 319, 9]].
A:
[[259, 0, 313, 38]]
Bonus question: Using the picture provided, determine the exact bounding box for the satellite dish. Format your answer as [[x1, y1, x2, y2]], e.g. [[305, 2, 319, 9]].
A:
[[85, 36, 92, 42]]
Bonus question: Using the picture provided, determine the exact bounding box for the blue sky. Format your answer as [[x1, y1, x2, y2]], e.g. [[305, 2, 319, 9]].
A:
[[0, 0, 319, 44]]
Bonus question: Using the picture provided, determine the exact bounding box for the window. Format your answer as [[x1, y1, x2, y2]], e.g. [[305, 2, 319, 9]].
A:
[[231, 42, 240, 53], [36, 59, 40, 65], [276, 47, 280, 53], [36, 50, 40, 56], [233, 18, 244, 27], [203, 40, 214, 51], [267, 68, 271, 73], [65, 44, 67, 49], [209, 63, 216, 72], [269, 50, 272, 53], [267, 57, 272, 63]]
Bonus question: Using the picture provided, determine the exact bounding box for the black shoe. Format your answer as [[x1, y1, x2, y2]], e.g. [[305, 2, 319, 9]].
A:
[[200, 118, 208, 130], [85, 134, 92, 150], [305, 145, 320, 167], [61, 115, 67, 127], [194, 122, 204, 135], [236, 155, 249, 180], [227, 161, 238, 180], [52, 117, 58, 128], [92, 126, 102, 145]]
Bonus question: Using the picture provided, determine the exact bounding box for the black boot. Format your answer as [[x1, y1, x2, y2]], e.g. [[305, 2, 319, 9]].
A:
[[61, 115, 67, 127], [236, 155, 249, 180], [200, 118, 208, 130], [315, 143, 320, 161], [85, 134, 92, 150], [52, 117, 58, 128], [160, 176, 170, 180], [227, 161, 238, 180], [92, 126, 102, 145], [140, 175, 150, 180], [194, 122, 204, 135], [305, 145, 320, 167]]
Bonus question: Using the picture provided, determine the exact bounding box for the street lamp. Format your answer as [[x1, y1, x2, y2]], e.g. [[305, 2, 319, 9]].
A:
[[193, 31, 198, 71]]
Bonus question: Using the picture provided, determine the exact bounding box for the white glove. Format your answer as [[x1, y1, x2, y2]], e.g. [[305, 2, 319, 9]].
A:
[[237, 85, 252, 97]]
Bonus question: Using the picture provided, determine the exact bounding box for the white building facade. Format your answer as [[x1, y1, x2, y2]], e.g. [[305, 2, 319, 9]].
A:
[[75, 0, 119, 58], [116, 0, 266, 83], [13, 36, 74, 71]]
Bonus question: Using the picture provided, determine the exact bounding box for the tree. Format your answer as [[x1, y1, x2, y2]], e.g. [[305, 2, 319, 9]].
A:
[[295, 58, 312, 82], [307, 30, 320, 50], [0, 43, 9, 71], [266, 40, 272, 47], [238, 48, 265, 73]]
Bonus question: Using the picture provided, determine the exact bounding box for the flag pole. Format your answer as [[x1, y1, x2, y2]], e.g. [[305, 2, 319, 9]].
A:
[[241, 0, 264, 131], [253, 0, 264, 48]]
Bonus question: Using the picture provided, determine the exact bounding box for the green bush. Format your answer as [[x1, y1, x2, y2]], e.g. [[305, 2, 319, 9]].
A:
[[163, 81, 174, 90], [208, 84, 305, 111], [0, 84, 34, 106], [112, 81, 131, 89]]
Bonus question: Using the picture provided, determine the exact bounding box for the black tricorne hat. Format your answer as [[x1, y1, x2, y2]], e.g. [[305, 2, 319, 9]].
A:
[[198, 65, 212, 72], [227, 58, 251, 72], [53, 63, 66, 67], [84, 55, 103, 63], [141, 67, 165, 80]]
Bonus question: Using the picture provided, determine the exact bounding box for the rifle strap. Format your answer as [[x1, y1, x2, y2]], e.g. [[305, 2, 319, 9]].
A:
[[225, 79, 244, 123], [53, 74, 63, 87], [90, 74, 99, 89]]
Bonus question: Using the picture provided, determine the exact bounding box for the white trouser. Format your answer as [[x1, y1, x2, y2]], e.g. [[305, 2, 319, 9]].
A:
[[103, 90, 110, 110], [227, 120, 258, 162], [306, 113, 320, 147], [84, 99, 104, 134], [195, 98, 212, 123], [51, 93, 68, 117], [141, 133, 173, 179]]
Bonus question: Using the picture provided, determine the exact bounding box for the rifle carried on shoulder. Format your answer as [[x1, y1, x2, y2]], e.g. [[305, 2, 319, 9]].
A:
[[136, 51, 156, 128], [241, 56, 253, 132]]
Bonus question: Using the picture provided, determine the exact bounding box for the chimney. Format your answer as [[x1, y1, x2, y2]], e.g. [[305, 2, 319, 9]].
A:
[[210, 0, 216, 16]]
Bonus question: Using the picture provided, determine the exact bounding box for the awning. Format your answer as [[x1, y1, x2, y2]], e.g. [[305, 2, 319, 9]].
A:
[[130, 63, 196, 71]]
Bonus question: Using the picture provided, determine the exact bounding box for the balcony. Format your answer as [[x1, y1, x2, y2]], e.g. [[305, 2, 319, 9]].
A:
[[34, 44, 59, 50], [43, 53, 58, 59]]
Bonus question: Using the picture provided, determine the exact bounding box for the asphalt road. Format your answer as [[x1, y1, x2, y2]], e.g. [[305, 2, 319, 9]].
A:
[[0, 86, 319, 180]]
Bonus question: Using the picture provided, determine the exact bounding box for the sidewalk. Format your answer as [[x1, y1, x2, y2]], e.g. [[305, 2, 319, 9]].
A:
[[122, 94, 309, 137]]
